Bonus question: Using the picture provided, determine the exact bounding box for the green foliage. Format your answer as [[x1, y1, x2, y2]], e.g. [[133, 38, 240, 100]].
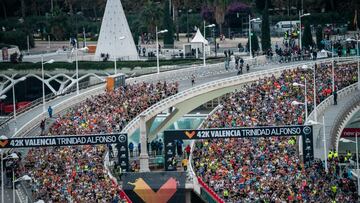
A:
[[0, 58, 224, 70], [0, 30, 34, 50], [261, 0, 271, 51], [163, 0, 174, 47], [302, 22, 314, 49], [316, 26, 324, 49], [247, 32, 259, 52]]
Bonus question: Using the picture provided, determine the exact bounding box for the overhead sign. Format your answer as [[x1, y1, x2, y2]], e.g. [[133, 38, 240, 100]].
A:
[[165, 125, 312, 140], [164, 125, 313, 171], [0, 134, 128, 148], [122, 172, 186, 203]]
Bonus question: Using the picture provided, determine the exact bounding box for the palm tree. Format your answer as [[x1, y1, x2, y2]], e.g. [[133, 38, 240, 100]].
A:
[[140, 0, 163, 34], [208, 0, 230, 35], [173, 0, 182, 41]]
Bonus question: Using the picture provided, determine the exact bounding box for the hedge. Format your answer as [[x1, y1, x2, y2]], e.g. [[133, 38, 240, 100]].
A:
[[0, 58, 224, 70]]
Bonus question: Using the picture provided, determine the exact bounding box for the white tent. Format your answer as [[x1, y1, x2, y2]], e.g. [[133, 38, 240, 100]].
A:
[[183, 29, 210, 58], [191, 29, 209, 44]]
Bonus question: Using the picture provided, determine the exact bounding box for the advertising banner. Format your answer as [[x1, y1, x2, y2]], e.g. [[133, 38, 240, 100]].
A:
[[122, 172, 186, 203], [164, 125, 313, 170], [0, 133, 128, 148]]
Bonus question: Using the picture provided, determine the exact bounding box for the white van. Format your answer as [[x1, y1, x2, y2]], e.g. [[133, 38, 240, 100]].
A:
[[274, 21, 300, 33]]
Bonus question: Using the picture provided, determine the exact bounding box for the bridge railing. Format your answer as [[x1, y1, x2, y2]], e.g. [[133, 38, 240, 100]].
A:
[[122, 57, 357, 139], [0, 80, 105, 130], [330, 89, 360, 151]]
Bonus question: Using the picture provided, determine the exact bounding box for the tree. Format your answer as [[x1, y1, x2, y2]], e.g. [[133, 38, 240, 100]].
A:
[[261, 0, 271, 51], [302, 22, 313, 49], [139, 0, 163, 34], [316, 25, 324, 49], [173, 0, 182, 41], [206, 0, 229, 35], [163, 0, 174, 47], [247, 32, 259, 52]]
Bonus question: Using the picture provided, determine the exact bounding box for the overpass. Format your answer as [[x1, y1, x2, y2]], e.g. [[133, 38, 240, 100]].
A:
[[118, 57, 358, 171], [0, 56, 271, 138]]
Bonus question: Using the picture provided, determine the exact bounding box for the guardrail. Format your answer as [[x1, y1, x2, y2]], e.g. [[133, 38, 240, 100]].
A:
[[0, 80, 105, 129], [307, 83, 359, 122], [122, 57, 357, 139]]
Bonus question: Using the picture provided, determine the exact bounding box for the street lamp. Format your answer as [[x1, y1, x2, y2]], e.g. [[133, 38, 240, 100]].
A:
[[74, 47, 88, 95], [12, 77, 27, 133], [0, 95, 6, 100], [41, 56, 54, 113], [187, 9, 192, 43], [306, 116, 328, 173], [9, 153, 19, 203], [113, 36, 126, 75], [203, 22, 215, 67], [248, 16, 261, 58], [301, 64, 317, 122], [293, 79, 308, 121], [156, 26, 168, 74], [299, 12, 310, 50], [0, 151, 18, 203]]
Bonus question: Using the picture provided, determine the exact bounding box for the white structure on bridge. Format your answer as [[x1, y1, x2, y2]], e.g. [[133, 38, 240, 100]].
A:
[[95, 0, 139, 61]]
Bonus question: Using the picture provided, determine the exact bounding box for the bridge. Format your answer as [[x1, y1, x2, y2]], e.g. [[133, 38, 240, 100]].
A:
[[2, 56, 359, 202]]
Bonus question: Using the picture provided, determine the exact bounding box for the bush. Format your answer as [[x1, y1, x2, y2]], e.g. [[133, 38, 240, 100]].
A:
[[0, 58, 224, 71], [0, 30, 34, 50]]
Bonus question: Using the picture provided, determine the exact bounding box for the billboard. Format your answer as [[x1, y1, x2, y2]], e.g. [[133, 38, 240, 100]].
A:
[[122, 172, 186, 203], [0, 133, 129, 171], [164, 125, 313, 170]]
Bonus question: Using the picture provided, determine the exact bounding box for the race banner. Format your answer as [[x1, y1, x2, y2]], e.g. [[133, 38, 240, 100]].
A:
[[0, 133, 128, 148], [122, 172, 186, 203], [164, 125, 313, 170]]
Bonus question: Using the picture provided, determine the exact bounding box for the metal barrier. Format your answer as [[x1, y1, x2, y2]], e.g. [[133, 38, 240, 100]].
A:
[[0, 80, 105, 129]]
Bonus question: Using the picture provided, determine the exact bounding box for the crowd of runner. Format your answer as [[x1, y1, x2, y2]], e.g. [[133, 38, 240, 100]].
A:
[[192, 62, 358, 202], [22, 81, 178, 202]]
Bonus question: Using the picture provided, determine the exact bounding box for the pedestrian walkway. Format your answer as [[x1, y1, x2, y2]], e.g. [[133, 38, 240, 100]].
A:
[[313, 85, 359, 160]]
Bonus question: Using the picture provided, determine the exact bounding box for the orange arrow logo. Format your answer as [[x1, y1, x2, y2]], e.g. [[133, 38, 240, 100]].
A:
[[184, 131, 196, 139], [128, 177, 177, 203], [0, 139, 8, 147]]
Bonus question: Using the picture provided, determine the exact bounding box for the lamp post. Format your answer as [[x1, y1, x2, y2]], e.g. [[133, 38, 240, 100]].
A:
[[203, 22, 215, 67], [293, 78, 308, 121], [13, 175, 31, 203], [156, 26, 168, 74], [248, 16, 261, 58], [0, 151, 18, 203], [113, 36, 126, 75], [41, 56, 54, 113], [12, 77, 27, 133], [73, 47, 88, 94], [299, 12, 310, 50], [186, 9, 192, 43], [9, 153, 19, 203], [307, 116, 328, 173], [301, 64, 317, 122]]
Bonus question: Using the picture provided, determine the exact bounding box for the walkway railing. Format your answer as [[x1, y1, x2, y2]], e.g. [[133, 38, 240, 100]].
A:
[[0, 80, 104, 129], [330, 90, 360, 151], [122, 57, 357, 139]]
